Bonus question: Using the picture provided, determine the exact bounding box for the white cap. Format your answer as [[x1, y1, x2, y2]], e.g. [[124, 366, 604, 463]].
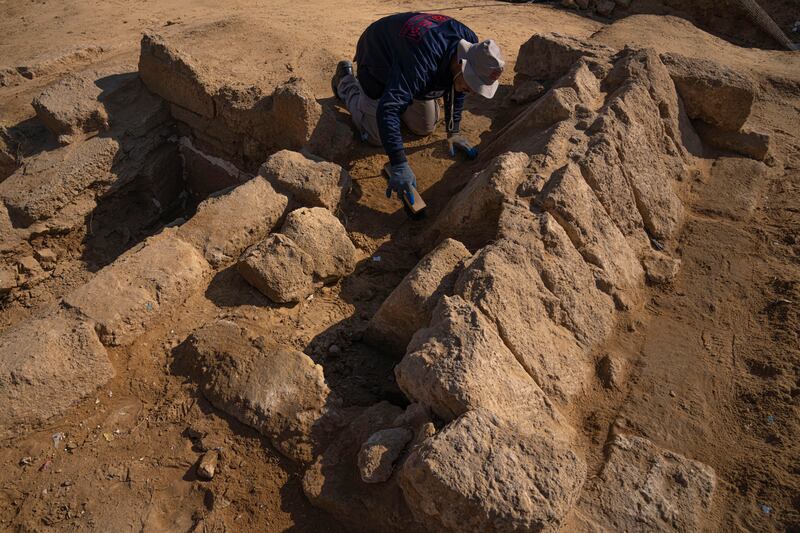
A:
[[457, 39, 505, 98]]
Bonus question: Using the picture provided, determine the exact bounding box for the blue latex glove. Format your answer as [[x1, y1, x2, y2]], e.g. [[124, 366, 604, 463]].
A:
[[447, 134, 478, 160], [386, 161, 417, 205]]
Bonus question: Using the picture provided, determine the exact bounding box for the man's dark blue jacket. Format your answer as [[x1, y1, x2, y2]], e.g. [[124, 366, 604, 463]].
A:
[[354, 13, 478, 165]]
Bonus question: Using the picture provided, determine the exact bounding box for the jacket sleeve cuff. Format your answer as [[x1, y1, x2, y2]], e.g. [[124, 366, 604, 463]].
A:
[[388, 150, 407, 166]]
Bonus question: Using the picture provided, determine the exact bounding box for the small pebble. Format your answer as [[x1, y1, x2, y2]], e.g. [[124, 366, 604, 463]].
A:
[[198, 450, 219, 481], [329, 344, 341, 355]]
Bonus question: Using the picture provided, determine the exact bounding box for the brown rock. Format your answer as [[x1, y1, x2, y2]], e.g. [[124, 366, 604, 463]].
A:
[[510, 78, 545, 104], [280, 207, 356, 283], [0, 312, 114, 438], [358, 427, 413, 483], [515, 33, 615, 82], [642, 251, 681, 285], [365, 238, 471, 357], [583, 49, 687, 243], [396, 295, 566, 428], [64, 230, 211, 346], [497, 203, 615, 348], [185, 319, 332, 463], [270, 78, 323, 150], [661, 53, 757, 132], [178, 176, 288, 267], [303, 402, 423, 532], [16, 255, 48, 286], [595, 0, 615, 16], [258, 150, 351, 212], [399, 409, 586, 532], [538, 164, 645, 297], [138, 32, 216, 118], [577, 434, 716, 531], [597, 353, 627, 389], [237, 233, 315, 303], [32, 73, 109, 136], [197, 450, 219, 480], [0, 136, 120, 227], [455, 213, 594, 402], [426, 152, 529, 249], [34, 248, 57, 267], [0, 266, 16, 295]]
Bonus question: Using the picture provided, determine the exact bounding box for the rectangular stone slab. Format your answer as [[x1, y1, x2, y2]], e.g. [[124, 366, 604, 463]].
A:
[[64, 230, 211, 345], [0, 312, 114, 438]]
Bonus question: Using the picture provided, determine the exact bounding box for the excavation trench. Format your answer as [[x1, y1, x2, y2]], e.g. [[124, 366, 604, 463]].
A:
[[1, 12, 798, 533]]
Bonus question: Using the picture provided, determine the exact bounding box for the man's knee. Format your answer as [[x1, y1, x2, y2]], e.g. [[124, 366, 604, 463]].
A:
[[403, 100, 439, 136]]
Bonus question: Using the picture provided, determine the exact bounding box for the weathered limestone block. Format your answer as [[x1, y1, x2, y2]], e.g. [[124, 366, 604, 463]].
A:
[[515, 33, 615, 82], [510, 78, 545, 104], [64, 230, 211, 346], [179, 136, 251, 196], [695, 123, 771, 161], [577, 434, 716, 532], [138, 32, 216, 118], [400, 409, 586, 533], [538, 164, 645, 297], [0, 265, 16, 295], [186, 319, 332, 463], [237, 233, 315, 303], [0, 136, 120, 227], [0, 312, 114, 438], [178, 176, 288, 267], [258, 150, 351, 212], [303, 402, 423, 533], [270, 79, 323, 150], [426, 152, 529, 248], [590, 49, 687, 243], [396, 295, 566, 428], [578, 136, 646, 238], [454, 230, 592, 402], [642, 250, 681, 285], [280, 207, 356, 283], [498, 203, 615, 346], [32, 73, 109, 136], [358, 427, 413, 483], [365, 238, 471, 357], [661, 52, 757, 132]]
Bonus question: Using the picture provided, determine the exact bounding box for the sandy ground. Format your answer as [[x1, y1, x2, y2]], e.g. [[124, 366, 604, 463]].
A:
[[0, 1, 799, 532]]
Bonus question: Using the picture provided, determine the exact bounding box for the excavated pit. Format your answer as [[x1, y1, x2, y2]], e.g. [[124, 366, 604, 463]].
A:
[[1, 6, 799, 533]]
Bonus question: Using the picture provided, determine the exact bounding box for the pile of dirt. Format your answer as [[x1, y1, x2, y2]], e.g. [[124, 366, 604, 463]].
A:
[[1, 2, 799, 532]]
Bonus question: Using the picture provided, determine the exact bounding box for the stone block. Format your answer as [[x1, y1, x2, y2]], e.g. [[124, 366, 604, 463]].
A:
[[400, 409, 586, 532], [185, 319, 332, 463], [396, 295, 566, 428], [237, 233, 315, 303], [578, 434, 716, 532], [280, 207, 356, 283], [0, 312, 114, 438], [365, 238, 471, 357], [515, 33, 615, 82], [178, 176, 288, 267], [661, 52, 757, 132], [64, 230, 211, 345], [259, 150, 351, 212]]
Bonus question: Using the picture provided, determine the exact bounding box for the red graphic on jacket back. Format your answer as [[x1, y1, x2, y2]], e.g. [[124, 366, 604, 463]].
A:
[[400, 14, 451, 43]]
